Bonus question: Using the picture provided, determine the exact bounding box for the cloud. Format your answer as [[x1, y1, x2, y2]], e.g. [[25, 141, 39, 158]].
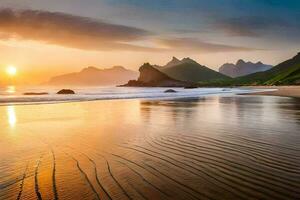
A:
[[0, 9, 266, 53], [156, 38, 259, 53], [214, 16, 291, 37], [0, 8, 156, 51]]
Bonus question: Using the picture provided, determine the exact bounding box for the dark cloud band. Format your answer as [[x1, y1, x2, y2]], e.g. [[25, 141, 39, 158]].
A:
[[157, 38, 258, 53], [0, 8, 154, 51], [0, 8, 261, 53], [214, 16, 295, 37]]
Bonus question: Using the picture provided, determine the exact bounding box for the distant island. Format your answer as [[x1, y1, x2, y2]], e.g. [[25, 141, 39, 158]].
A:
[[219, 60, 272, 78], [46, 66, 138, 86]]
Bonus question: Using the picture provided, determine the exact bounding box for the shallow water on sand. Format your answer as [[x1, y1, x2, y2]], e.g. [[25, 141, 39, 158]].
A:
[[0, 95, 300, 200]]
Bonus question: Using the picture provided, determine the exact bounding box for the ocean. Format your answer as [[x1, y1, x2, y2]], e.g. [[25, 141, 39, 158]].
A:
[[0, 86, 273, 105]]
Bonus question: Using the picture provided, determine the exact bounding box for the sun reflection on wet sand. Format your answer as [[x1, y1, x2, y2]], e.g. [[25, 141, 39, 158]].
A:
[[7, 106, 16, 127]]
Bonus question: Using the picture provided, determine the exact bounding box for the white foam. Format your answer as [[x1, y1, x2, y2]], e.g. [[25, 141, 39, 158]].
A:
[[0, 86, 275, 105]]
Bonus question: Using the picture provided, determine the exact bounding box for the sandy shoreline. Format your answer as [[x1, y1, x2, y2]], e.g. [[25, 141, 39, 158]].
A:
[[1, 94, 299, 199], [241, 86, 300, 98]]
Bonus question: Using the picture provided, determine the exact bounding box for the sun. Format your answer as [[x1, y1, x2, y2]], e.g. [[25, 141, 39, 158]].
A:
[[6, 66, 17, 76]]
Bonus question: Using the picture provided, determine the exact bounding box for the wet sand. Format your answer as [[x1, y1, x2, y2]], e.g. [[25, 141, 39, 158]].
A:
[[0, 95, 300, 200], [242, 86, 300, 98]]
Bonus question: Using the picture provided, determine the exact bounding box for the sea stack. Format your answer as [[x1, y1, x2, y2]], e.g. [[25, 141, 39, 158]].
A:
[[57, 89, 75, 94], [121, 63, 197, 87]]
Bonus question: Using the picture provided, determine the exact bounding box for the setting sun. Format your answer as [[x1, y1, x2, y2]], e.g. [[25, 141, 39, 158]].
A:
[[6, 66, 17, 76]]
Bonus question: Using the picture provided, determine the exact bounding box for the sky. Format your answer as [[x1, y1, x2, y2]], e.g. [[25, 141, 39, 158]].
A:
[[0, 0, 299, 84]]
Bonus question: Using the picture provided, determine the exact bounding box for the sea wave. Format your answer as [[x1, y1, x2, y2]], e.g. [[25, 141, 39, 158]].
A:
[[0, 87, 275, 105]]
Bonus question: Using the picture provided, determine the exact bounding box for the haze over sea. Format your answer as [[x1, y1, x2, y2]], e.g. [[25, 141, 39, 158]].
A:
[[0, 87, 299, 200]]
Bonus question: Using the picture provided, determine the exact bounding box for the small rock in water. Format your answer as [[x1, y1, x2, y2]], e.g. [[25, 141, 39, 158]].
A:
[[184, 85, 198, 89], [164, 89, 177, 93], [23, 92, 49, 95], [57, 89, 75, 94]]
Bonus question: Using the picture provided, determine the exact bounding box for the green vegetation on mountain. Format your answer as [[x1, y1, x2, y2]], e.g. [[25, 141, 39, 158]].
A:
[[233, 52, 300, 85], [196, 52, 300, 86], [159, 57, 231, 83]]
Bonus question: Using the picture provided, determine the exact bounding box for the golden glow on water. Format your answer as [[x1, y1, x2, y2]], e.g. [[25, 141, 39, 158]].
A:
[[6, 86, 16, 94], [7, 106, 16, 127]]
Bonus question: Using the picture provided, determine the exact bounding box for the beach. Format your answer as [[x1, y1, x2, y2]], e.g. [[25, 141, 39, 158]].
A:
[[0, 94, 299, 200], [243, 86, 300, 98]]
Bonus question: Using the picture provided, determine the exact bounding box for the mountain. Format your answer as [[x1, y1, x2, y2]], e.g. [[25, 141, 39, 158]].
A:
[[46, 66, 138, 86], [235, 52, 300, 85], [164, 56, 181, 68], [158, 57, 230, 83], [121, 63, 197, 87], [219, 60, 272, 78]]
